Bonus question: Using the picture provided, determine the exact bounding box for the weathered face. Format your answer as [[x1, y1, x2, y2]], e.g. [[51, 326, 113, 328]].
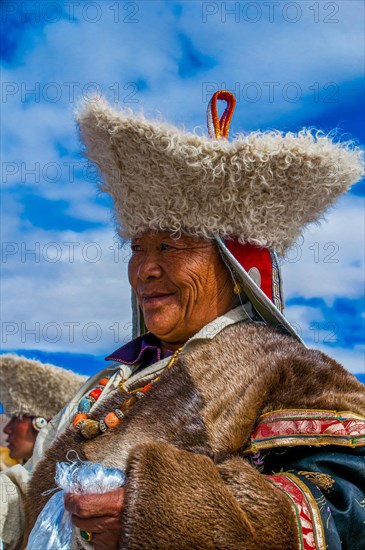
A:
[[128, 232, 237, 348], [4, 416, 37, 461]]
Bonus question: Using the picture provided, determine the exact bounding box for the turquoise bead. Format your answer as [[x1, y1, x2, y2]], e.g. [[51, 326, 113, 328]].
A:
[[78, 397, 92, 413]]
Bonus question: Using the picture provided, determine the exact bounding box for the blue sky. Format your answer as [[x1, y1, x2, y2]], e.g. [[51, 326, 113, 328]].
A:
[[1, 0, 364, 380]]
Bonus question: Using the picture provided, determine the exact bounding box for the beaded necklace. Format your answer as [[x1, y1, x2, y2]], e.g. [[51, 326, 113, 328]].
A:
[[72, 347, 183, 440]]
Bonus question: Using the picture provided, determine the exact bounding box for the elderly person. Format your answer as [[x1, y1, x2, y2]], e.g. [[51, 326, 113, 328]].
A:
[[1, 92, 364, 550]]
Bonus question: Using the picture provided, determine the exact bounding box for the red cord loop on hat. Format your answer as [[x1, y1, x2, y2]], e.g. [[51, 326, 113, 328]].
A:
[[207, 90, 236, 140]]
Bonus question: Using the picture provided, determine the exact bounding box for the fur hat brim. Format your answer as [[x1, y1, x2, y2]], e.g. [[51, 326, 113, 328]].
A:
[[76, 98, 363, 256], [0, 355, 88, 418]]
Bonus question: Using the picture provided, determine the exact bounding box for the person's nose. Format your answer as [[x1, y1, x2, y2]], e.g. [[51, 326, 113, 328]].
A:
[[137, 250, 163, 281], [3, 419, 13, 435]]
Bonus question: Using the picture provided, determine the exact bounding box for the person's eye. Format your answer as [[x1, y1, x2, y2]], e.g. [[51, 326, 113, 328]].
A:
[[161, 242, 174, 251], [131, 244, 142, 252]]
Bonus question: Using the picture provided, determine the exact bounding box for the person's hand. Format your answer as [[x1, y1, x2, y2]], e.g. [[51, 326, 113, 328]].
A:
[[64, 487, 125, 550]]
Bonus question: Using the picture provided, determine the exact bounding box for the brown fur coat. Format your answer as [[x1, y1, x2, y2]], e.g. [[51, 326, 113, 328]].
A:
[[25, 321, 365, 549]]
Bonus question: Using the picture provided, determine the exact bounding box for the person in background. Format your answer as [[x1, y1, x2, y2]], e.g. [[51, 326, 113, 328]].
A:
[[3, 417, 37, 464], [0, 354, 87, 464]]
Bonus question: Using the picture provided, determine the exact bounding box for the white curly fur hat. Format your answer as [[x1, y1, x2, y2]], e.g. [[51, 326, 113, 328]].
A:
[[76, 96, 363, 256], [76, 92, 363, 342], [0, 354, 88, 419]]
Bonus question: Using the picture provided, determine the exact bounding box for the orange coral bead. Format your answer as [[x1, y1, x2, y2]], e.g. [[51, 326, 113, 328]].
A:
[[98, 378, 109, 387], [73, 413, 88, 430], [104, 412, 120, 429]]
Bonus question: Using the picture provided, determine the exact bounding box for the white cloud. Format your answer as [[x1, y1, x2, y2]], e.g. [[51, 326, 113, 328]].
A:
[[1, 224, 132, 355], [282, 194, 365, 304]]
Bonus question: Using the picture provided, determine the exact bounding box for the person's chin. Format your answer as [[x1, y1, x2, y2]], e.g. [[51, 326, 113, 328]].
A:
[[8, 447, 17, 460], [142, 296, 176, 316], [143, 308, 178, 337]]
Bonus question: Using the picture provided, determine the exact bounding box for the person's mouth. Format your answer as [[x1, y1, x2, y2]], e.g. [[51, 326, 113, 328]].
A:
[[141, 292, 175, 307]]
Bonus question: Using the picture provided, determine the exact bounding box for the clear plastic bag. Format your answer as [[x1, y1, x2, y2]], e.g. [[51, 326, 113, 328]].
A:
[[27, 454, 126, 550]]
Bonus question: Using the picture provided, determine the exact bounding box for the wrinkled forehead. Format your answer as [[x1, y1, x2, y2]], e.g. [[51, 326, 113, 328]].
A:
[[130, 231, 215, 247]]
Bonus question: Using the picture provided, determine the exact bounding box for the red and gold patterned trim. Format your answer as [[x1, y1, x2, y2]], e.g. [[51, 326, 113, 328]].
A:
[[244, 409, 365, 455], [267, 473, 326, 550]]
